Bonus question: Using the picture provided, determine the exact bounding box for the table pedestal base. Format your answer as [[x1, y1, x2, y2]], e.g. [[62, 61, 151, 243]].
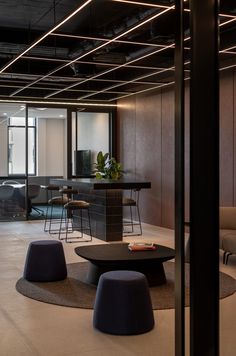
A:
[[87, 260, 167, 286]]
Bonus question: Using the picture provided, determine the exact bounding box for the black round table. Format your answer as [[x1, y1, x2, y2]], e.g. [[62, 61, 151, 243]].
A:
[[75, 243, 175, 286]]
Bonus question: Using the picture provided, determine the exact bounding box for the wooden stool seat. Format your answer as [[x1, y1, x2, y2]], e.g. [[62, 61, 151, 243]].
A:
[[64, 200, 90, 209], [48, 196, 69, 205], [122, 197, 136, 206]]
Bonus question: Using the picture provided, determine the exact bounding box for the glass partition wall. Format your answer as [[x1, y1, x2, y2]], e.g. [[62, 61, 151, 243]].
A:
[[0, 103, 114, 221], [0, 104, 68, 220], [0, 104, 27, 221]]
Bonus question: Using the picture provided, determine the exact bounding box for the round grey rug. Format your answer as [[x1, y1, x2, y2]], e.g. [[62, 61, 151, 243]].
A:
[[15, 262, 236, 310]]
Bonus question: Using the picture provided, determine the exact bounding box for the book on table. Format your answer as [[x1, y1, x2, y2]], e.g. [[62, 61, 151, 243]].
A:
[[128, 242, 157, 251]]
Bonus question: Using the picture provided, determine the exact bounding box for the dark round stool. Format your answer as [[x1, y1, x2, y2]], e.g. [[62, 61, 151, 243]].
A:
[[93, 270, 154, 335], [23, 240, 67, 282]]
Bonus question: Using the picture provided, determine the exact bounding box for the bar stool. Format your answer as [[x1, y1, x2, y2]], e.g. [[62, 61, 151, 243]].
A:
[[123, 188, 142, 236], [44, 185, 62, 233], [44, 187, 77, 234], [59, 198, 92, 243], [45, 184, 60, 200]]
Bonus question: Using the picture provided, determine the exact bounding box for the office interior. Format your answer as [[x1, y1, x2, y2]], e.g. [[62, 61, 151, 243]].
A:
[[0, 1, 235, 355]]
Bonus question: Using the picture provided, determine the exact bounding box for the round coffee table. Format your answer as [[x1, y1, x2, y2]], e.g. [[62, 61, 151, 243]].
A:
[[75, 243, 175, 286]]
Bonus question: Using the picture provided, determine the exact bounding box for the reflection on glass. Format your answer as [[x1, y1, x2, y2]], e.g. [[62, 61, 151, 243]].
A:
[[8, 117, 35, 175], [72, 112, 109, 176]]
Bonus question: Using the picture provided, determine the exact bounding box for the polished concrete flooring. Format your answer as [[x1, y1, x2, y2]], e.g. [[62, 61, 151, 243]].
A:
[[0, 220, 235, 356]]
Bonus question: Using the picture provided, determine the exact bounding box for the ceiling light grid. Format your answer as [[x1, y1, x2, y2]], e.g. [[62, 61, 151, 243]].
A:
[[0, 0, 235, 104], [9, 5, 174, 98]]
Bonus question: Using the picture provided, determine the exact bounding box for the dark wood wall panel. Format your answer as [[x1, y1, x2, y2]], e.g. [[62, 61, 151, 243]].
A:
[[135, 92, 162, 225], [234, 71, 236, 205], [117, 70, 236, 229], [117, 97, 136, 175], [219, 72, 234, 206], [185, 84, 190, 222], [161, 89, 175, 228]]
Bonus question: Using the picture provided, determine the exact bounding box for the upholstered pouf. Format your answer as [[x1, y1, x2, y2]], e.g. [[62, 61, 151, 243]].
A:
[[93, 270, 154, 335], [23, 240, 67, 282]]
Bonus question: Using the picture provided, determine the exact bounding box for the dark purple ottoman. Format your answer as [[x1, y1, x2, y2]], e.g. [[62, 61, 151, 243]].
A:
[[93, 270, 154, 335], [23, 240, 67, 282]]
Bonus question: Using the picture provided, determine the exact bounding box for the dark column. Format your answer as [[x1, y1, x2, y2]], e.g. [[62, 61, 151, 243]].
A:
[[190, 1, 219, 355], [25, 104, 29, 219], [110, 108, 117, 159], [174, 0, 185, 355], [67, 109, 72, 178]]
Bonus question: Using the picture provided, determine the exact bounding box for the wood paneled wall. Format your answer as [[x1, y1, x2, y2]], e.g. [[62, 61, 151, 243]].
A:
[[117, 70, 236, 229]]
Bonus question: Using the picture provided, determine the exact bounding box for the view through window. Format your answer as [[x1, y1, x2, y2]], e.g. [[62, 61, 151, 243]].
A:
[[8, 117, 36, 175]]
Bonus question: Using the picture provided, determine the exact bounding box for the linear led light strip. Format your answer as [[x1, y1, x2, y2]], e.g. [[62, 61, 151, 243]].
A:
[[220, 63, 236, 71], [1, 0, 233, 78], [113, 0, 236, 20], [219, 17, 236, 27], [112, 0, 184, 8], [115, 56, 236, 103], [220, 50, 236, 55], [75, 45, 190, 100], [15, 38, 187, 101], [44, 37, 189, 99], [45, 41, 175, 99], [10, 5, 174, 97], [6, 64, 236, 108], [115, 82, 166, 102], [0, 71, 172, 87], [114, 77, 192, 103], [112, 55, 236, 102], [0, 83, 132, 95], [43, 42, 178, 99], [114, 61, 236, 101], [9, 2, 234, 98], [47, 16, 195, 99], [107, 48, 236, 102], [220, 45, 236, 53], [78, 58, 189, 100], [77, 62, 177, 100], [51, 32, 166, 48], [22, 55, 174, 72], [2, 94, 115, 103], [78, 59, 189, 100], [114, 80, 171, 101], [0, 0, 92, 75], [0, 98, 116, 107]]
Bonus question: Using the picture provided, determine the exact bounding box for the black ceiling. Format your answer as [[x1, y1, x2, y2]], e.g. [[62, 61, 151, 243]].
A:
[[0, 0, 236, 105]]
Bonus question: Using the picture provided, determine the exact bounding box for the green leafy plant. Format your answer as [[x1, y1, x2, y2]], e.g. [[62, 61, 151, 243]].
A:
[[94, 151, 122, 180]]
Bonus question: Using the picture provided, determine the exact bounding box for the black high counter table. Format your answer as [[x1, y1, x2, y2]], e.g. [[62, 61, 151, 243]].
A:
[[50, 178, 151, 242]]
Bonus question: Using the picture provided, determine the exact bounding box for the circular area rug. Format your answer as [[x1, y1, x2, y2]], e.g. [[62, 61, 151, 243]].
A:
[[16, 262, 236, 310]]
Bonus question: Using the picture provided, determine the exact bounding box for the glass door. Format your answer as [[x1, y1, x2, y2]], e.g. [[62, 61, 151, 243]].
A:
[[0, 103, 27, 220]]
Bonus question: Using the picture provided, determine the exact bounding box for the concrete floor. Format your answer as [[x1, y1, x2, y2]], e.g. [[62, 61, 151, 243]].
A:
[[0, 220, 235, 356]]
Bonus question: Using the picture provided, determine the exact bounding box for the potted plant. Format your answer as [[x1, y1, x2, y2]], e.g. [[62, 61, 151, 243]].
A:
[[94, 151, 122, 180]]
